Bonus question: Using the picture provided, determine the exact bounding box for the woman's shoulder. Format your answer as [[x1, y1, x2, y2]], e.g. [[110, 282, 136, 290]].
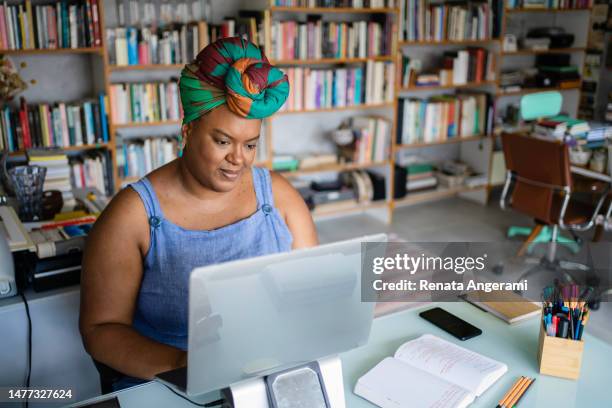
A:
[[268, 170, 303, 214]]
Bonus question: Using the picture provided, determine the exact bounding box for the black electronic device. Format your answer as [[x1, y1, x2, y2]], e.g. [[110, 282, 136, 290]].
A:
[[419, 307, 482, 341], [526, 27, 574, 48], [393, 165, 407, 199], [535, 53, 571, 67]]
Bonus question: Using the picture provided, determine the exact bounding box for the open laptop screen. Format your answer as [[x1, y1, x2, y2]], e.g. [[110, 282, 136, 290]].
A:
[[186, 234, 386, 396]]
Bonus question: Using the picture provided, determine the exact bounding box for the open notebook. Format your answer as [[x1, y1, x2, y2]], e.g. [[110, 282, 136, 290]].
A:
[[354, 334, 507, 408]]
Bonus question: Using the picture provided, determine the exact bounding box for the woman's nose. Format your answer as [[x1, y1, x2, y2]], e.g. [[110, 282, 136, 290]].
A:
[[226, 145, 244, 165]]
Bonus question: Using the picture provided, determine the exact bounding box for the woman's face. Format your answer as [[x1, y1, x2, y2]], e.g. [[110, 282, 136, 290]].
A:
[[182, 104, 262, 193]]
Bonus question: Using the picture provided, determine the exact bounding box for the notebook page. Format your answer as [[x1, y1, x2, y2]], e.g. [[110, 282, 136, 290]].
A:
[[354, 357, 474, 408], [394, 334, 507, 396]]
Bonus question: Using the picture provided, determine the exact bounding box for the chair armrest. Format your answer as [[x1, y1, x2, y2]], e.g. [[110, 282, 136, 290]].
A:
[[560, 183, 611, 232]]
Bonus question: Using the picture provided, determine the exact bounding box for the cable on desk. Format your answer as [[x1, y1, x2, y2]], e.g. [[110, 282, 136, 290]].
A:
[[20, 293, 32, 408], [162, 383, 224, 407]]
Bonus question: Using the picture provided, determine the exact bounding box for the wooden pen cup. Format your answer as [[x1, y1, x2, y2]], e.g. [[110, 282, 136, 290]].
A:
[[537, 321, 584, 380]]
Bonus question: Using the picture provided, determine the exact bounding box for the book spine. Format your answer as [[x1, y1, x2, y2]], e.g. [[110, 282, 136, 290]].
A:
[[91, 0, 100, 46], [19, 99, 31, 148], [25, 0, 34, 49], [99, 93, 109, 142], [0, 5, 7, 50]]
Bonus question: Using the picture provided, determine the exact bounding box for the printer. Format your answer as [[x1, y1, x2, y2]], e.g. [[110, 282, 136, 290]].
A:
[[0, 205, 86, 294], [0, 206, 35, 298]]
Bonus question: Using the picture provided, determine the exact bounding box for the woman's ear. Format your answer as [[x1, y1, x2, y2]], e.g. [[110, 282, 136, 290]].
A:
[[179, 123, 191, 158], [181, 123, 191, 148]]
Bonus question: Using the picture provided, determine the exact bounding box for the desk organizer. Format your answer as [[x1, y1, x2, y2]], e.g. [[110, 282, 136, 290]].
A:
[[537, 320, 584, 380]]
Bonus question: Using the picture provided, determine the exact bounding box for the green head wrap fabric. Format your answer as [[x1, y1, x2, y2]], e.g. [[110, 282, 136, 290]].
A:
[[179, 37, 289, 124]]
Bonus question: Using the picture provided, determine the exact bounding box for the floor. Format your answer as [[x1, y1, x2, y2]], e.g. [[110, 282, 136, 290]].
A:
[[315, 197, 612, 344]]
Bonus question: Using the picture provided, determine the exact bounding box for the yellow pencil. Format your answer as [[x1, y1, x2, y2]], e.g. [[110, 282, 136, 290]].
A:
[[507, 377, 534, 407], [497, 376, 527, 408]]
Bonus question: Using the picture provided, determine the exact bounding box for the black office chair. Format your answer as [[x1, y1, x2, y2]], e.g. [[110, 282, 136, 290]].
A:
[[92, 359, 123, 394]]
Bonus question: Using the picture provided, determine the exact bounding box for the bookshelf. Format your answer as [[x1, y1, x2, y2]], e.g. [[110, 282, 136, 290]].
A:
[[263, 3, 399, 223], [489, 2, 593, 197], [0, 0, 114, 196], [393, 0, 500, 214], [0, 1, 596, 224]]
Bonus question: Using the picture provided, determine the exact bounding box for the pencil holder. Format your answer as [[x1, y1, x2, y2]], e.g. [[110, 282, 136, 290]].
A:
[[537, 321, 584, 380]]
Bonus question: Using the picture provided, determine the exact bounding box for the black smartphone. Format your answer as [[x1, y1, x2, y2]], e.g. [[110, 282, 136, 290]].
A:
[[419, 307, 482, 341]]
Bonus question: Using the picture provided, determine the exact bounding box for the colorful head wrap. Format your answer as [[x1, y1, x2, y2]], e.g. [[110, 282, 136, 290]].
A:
[[179, 37, 289, 124]]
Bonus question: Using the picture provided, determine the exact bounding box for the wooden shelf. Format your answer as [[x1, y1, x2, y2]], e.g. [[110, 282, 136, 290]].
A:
[[0, 47, 104, 55], [275, 102, 393, 115], [269, 6, 398, 14], [271, 55, 394, 65], [496, 84, 581, 97], [399, 80, 496, 92], [396, 135, 487, 149], [280, 161, 390, 177], [120, 176, 141, 185], [114, 120, 181, 128], [501, 47, 586, 56], [312, 200, 389, 218], [7, 143, 110, 156], [504, 7, 591, 13], [400, 39, 499, 46], [394, 185, 487, 207], [110, 64, 183, 71]]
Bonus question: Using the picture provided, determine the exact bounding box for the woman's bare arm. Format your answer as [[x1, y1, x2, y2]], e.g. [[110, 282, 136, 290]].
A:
[[271, 172, 319, 249], [79, 188, 186, 380]]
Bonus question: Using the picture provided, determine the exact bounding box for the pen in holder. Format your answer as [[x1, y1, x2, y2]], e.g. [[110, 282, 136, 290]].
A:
[[537, 284, 591, 380]]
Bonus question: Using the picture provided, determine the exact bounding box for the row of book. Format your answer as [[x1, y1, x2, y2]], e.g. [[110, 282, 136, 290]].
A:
[[402, 48, 494, 87], [281, 61, 395, 111], [106, 15, 263, 66], [269, 18, 395, 61], [505, 0, 592, 9], [0, 96, 109, 153], [70, 150, 112, 196], [401, 0, 494, 42], [114, 0, 209, 27], [272, 1, 397, 6], [0, 0, 102, 50], [397, 92, 492, 144], [109, 82, 182, 125], [118, 136, 178, 179], [339, 116, 392, 164]]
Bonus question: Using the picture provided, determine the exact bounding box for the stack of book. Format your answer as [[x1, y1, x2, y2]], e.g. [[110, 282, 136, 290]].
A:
[[109, 81, 182, 124], [28, 150, 75, 211], [118, 136, 178, 179], [401, 48, 494, 87], [69, 150, 112, 196], [405, 161, 437, 192], [281, 61, 394, 111], [338, 116, 391, 164], [505, 0, 592, 9], [272, 155, 300, 171], [270, 18, 394, 60], [0, 95, 109, 152], [397, 92, 492, 144], [402, 0, 494, 42], [0, 0, 102, 50]]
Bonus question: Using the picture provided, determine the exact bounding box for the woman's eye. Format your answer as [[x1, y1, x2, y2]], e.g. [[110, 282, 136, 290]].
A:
[[216, 139, 230, 145], [246, 143, 257, 150]]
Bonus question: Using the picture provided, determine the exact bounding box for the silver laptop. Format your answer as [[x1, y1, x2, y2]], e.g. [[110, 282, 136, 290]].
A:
[[156, 234, 387, 397]]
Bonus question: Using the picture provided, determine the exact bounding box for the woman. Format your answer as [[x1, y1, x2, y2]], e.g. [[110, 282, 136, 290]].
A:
[[79, 37, 318, 390]]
